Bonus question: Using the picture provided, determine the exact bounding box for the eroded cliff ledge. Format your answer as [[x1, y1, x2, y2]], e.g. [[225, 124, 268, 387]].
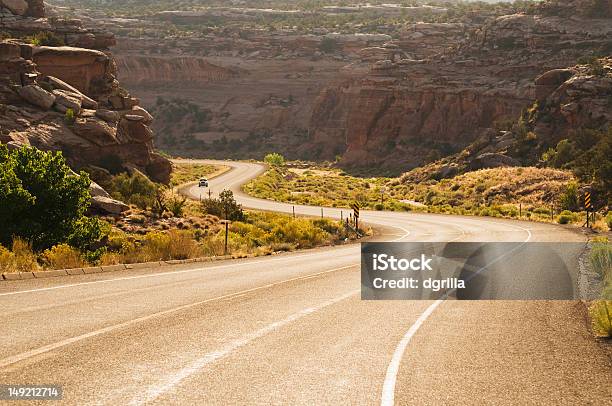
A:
[[0, 1, 171, 213]]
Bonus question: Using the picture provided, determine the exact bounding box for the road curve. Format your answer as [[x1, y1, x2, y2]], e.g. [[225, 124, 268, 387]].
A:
[[0, 160, 609, 405]]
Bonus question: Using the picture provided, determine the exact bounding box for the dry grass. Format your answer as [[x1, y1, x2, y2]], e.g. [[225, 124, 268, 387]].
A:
[[589, 301, 612, 337], [43, 244, 86, 270], [0, 238, 41, 273], [244, 165, 580, 222], [100, 210, 359, 265], [170, 162, 229, 187]]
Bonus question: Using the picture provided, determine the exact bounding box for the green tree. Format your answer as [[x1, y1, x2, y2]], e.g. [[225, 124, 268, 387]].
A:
[[201, 190, 245, 221], [264, 153, 285, 167], [0, 145, 99, 250], [560, 182, 579, 211]]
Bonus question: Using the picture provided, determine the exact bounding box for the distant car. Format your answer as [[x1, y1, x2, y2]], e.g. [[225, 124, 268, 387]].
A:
[[198, 178, 209, 188]]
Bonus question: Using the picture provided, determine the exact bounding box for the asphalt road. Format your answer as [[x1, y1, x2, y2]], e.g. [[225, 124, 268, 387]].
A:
[[0, 160, 609, 405]]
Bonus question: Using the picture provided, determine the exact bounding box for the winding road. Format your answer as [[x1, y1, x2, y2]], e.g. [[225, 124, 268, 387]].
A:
[[0, 160, 610, 405]]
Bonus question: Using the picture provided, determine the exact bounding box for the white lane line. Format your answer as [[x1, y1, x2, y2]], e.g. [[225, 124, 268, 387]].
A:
[[0, 248, 355, 297], [130, 290, 359, 406], [380, 225, 532, 406], [0, 265, 357, 370], [380, 299, 444, 406]]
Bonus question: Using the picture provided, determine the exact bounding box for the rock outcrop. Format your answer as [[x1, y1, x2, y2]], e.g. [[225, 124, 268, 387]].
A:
[[400, 58, 612, 185], [0, 2, 171, 214], [0, 0, 114, 49], [523, 58, 612, 153]]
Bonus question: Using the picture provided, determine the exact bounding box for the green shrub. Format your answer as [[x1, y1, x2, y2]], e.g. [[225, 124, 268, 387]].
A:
[[166, 194, 187, 217], [64, 108, 76, 125], [108, 171, 158, 209], [319, 37, 339, 54], [560, 182, 579, 211], [606, 212, 612, 229], [0, 145, 96, 251], [557, 210, 574, 224], [27, 31, 65, 47], [201, 190, 245, 221], [590, 242, 612, 283]]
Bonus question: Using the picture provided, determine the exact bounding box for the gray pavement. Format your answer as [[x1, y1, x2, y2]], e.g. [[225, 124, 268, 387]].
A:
[[0, 160, 609, 405]]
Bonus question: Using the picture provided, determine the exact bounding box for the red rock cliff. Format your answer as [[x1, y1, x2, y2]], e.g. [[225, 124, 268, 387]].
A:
[[0, 3, 171, 188]]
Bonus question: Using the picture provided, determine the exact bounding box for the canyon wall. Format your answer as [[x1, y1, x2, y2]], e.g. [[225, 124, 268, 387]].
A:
[[307, 3, 612, 172], [115, 55, 242, 87]]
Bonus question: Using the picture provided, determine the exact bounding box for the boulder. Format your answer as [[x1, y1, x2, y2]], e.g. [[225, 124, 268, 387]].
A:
[[45, 75, 98, 109], [90, 195, 129, 215], [0, 41, 21, 61], [535, 69, 576, 100], [146, 152, 172, 184], [25, 0, 44, 17], [18, 85, 56, 109], [125, 106, 153, 124], [124, 114, 144, 122], [89, 180, 111, 198], [71, 118, 118, 146], [0, 0, 28, 15], [52, 89, 82, 115], [32, 47, 110, 97], [95, 109, 120, 123], [119, 118, 153, 142]]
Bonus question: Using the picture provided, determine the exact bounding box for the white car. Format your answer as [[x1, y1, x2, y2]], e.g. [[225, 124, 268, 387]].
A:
[[198, 178, 209, 188]]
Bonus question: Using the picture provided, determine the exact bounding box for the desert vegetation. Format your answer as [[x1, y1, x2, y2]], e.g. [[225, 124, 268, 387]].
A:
[[244, 162, 608, 228], [0, 149, 358, 274], [588, 238, 612, 337], [57, 0, 539, 33], [0, 145, 108, 258]]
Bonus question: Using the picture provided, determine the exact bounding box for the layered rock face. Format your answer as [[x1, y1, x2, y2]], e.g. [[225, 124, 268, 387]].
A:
[[115, 55, 242, 87], [308, 5, 612, 172], [0, 2, 171, 213], [400, 58, 612, 184]]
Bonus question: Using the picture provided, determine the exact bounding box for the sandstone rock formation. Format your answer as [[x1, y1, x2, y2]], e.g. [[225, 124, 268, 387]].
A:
[[401, 58, 612, 184], [0, 3, 171, 213], [523, 58, 612, 152]]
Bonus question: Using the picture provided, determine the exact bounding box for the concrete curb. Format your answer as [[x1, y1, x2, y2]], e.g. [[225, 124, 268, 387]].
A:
[[1, 255, 237, 282]]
